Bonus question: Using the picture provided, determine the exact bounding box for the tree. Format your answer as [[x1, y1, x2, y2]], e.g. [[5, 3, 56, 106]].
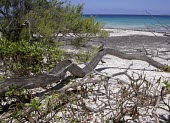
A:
[[0, 0, 106, 77], [0, 0, 106, 43], [0, 0, 34, 41], [1, 0, 169, 122]]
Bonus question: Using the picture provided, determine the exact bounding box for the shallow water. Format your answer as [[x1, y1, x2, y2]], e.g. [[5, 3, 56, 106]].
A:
[[84, 15, 170, 32]]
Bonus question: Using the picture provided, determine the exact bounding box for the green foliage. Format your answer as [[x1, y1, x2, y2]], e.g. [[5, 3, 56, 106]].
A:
[[162, 65, 170, 72], [0, 0, 107, 46], [75, 47, 98, 63], [0, 0, 109, 122], [71, 37, 86, 47], [98, 30, 110, 37], [25, 1, 105, 46], [26, 98, 42, 110], [69, 16, 107, 47], [76, 50, 91, 63], [0, 0, 35, 41], [0, 0, 106, 76], [0, 75, 6, 81], [163, 80, 170, 92], [0, 38, 63, 76]]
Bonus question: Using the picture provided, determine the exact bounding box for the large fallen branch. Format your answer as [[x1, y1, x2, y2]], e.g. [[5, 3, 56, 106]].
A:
[[0, 48, 168, 95]]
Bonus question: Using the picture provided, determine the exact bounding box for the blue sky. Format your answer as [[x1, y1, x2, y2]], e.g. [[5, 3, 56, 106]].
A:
[[70, 0, 170, 15]]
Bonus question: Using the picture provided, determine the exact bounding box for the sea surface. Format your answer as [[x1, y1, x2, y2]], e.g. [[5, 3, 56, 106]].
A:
[[84, 15, 170, 32]]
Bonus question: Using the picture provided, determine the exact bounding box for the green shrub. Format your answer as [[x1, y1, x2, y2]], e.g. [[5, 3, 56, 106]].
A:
[[163, 80, 170, 92], [0, 38, 63, 77], [162, 65, 170, 72], [75, 47, 98, 63], [98, 30, 110, 37]]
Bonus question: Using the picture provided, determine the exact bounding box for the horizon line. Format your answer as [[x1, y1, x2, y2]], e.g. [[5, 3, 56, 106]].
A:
[[83, 14, 170, 16]]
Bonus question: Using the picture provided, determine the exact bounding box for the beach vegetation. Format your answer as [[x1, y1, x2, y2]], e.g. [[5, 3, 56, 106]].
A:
[[163, 80, 170, 92], [0, 0, 107, 44], [0, 38, 63, 77], [75, 47, 98, 63], [0, 0, 105, 76], [1, 0, 170, 123], [162, 65, 170, 72], [98, 29, 110, 37]]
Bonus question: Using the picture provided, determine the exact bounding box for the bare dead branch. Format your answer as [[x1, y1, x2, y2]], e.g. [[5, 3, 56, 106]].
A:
[[0, 48, 168, 96]]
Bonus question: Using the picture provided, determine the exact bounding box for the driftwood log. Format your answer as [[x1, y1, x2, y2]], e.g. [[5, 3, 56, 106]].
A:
[[0, 48, 168, 95]]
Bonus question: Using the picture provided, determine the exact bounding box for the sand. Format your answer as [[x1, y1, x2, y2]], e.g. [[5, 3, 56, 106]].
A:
[[76, 29, 170, 122], [63, 28, 170, 80], [104, 28, 165, 37]]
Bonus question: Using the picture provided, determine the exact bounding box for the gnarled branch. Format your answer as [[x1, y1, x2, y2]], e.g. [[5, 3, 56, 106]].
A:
[[0, 48, 168, 95]]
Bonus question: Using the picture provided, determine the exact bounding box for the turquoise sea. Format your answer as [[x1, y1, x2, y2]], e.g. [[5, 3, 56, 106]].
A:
[[84, 15, 170, 32]]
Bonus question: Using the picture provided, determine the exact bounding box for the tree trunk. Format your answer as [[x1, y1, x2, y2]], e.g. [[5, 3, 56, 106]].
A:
[[0, 48, 168, 95]]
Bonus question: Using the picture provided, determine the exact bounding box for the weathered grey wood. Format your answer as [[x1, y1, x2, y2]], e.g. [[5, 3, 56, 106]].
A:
[[83, 48, 164, 73], [0, 48, 167, 95]]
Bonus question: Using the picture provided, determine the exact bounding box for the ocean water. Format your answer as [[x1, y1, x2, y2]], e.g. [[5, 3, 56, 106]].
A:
[[84, 15, 170, 32]]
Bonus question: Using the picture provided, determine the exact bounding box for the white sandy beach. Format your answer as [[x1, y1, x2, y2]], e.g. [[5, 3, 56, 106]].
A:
[[62, 28, 170, 81], [104, 28, 165, 37], [96, 28, 170, 79], [76, 29, 170, 122], [1, 28, 169, 122], [97, 29, 169, 78], [29, 29, 169, 122]]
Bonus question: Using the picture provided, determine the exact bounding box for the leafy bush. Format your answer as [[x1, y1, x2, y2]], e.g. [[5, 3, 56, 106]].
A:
[[75, 47, 98, 63], [0, 0, 107, 47], [98, 30, 110, 37], [0, 38, 63, 77], [163, 80, 170, 92]]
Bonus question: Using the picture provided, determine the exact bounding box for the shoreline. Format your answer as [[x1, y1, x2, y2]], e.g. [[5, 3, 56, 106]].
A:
[[0, 27, 168, 40], [103, 27, 169, 33], [102, 28, 167, 37]]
